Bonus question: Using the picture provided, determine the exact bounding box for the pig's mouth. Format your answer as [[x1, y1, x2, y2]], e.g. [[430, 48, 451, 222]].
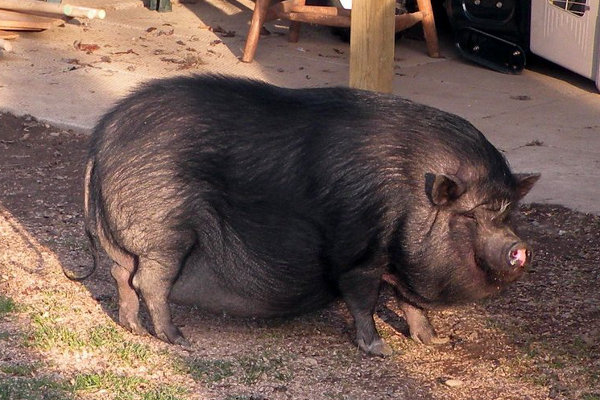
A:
[[475, 254, 526, 286], [473, 240, 532, 287]]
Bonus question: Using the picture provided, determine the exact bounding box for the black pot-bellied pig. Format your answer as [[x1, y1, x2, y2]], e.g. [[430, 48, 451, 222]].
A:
[[82, 75, 539, 356]]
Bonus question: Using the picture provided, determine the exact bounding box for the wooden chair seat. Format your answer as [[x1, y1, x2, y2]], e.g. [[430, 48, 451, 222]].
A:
[[241, 0, 439, 63]]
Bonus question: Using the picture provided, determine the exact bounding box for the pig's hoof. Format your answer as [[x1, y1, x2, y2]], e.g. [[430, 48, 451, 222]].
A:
[[156, 326, 191, 348], [411, 329, 449, 345], [429, 335, 450, 345], [122, 320, 148, 337], [174, 335, 191, 348], [360, 338, 393, 357], [406, 317, 448, 345]]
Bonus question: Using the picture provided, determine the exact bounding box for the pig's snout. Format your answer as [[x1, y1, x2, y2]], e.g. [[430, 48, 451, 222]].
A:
[[479, 234, 532, 281], [506, 242, 532, 269]]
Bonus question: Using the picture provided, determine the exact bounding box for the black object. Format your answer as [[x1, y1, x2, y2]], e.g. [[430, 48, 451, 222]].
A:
[[446, 0, 530, 73], [148, 0, 172, 12]]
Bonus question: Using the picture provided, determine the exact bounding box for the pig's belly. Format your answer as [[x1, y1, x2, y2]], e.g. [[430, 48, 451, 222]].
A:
[[169, 250, 334, 318]]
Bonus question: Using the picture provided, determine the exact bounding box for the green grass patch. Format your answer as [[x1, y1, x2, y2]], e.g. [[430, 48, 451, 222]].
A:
[[509, 336, 599, 398], [1, 363, 38, 377], [183, 351, 294, 386], [88, 323, 152, 363], [141, 385, 188, 400], [238, 354, 291, 384], [29, 313, 86, 350], [186, 358, 236, 383], [72, 371, 147, 393], [0, 295, 17, 315], [0, 376, 72, 400], [25, 291, 153, 363], [527, 372, 550, 387], [224, 395, 267, 400], [117, 341, 152, 363], [29, 318, 152, 364], [38, 290, 73, 314], [582, 394, 600, 400], [88, 323, 124, 347], [72, 372, 186, 399]]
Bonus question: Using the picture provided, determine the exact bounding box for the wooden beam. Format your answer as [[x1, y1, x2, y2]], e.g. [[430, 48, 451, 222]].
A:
[[0, 30, 19, 39], [0, 0, 106, 20], [395, 12, 423, 31], [278, 12, 351, 27], [0, 10, 62, 31], [349, 0, 396, 93]]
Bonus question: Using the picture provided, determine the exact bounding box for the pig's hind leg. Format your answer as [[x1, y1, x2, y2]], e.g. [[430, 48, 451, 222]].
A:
[[111, 262, 146, 336], [132, 252, 191, 347]]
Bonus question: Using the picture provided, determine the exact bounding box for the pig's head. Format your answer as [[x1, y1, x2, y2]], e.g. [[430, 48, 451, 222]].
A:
[[389, 144, 540, 308]]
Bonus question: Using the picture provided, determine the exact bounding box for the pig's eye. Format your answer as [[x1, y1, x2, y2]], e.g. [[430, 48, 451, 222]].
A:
[[461, 211, 477, 221], [492, 212, 509, 223]]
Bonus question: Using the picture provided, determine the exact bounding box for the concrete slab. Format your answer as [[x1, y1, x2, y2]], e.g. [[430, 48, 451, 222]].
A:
[[0, 0, 599, 214]]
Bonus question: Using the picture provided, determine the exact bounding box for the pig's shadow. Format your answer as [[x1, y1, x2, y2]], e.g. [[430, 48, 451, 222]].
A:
[[376, 304, 411, 338]]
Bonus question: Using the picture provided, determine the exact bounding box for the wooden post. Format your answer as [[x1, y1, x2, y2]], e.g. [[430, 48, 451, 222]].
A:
[[349, 0, 395, 93]]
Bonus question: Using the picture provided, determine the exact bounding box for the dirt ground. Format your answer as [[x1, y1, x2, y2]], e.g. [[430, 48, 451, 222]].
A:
[[0, 112, 598, 400]]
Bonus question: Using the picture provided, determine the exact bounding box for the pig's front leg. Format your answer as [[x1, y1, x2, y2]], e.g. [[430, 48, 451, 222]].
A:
[[382, 273, 448, 345], [398, 301, 449, 345], [338, 269, 392, 357]]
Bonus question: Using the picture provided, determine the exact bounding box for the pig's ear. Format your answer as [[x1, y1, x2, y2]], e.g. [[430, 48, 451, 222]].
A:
[[425, 173, 466, 206], [514, 173, 540, 200]]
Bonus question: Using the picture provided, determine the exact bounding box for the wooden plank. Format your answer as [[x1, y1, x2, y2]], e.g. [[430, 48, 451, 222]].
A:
[[277, 12, 350, 27], [349, 0, 396, 93], [289, 5, 351, 16], [395, 12, 423, 32], [0, 29, 19, 39], [0, 9, 62, 31], [0, 0, 106, 20]]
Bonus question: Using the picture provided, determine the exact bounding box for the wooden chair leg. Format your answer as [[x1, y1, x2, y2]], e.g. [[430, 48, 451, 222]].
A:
[[242, 0, 437, 62], [289, 21, 301, 42], [242, 0, 272, 63], [415, 0, 439, 57], [288, 0, 306, 43]]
